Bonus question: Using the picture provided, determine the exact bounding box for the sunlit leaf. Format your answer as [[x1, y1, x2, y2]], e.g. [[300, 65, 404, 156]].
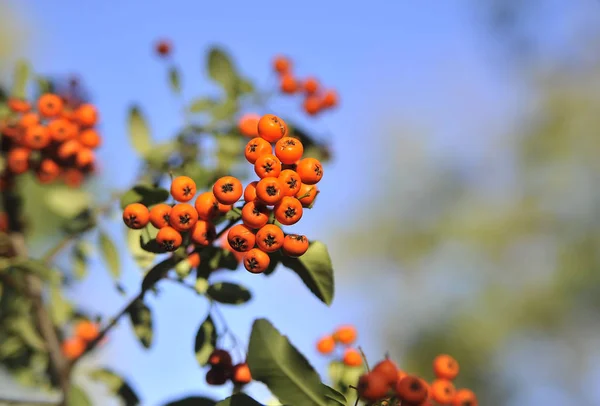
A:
[[98, 230, 120, 280], [128, 299, 153, 349], [128, 105, 153, 157], [11, 59, 30, 99]]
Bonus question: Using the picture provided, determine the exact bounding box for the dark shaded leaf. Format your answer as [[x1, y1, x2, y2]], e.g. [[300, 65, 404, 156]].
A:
[[207, 282, 251, 305], [280, 241, 334, 305], [195, 315, 217, 366], [127, 228, 156, 269], [72, 241, 89, 279], [120, 185, 169, 209], [164, 396, 217, 406], [90, 368, 141, 406], [98, 230, 120, 280], [128, 105, 153, 157], [141, 257, 177, 293], [216, 394, 262, 406], [128, 299, 153, 348], [247, 318, 328, 406], [169, 66, 182, 94]]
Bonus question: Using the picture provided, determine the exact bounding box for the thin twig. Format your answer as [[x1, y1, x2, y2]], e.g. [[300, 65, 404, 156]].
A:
[[358, 346, 370, 372]]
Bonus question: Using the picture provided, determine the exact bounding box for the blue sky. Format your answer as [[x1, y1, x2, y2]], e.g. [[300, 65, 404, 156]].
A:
[[2, 1, 548, 404]]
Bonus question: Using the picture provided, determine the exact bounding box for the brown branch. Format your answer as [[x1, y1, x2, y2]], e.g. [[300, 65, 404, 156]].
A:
[[0, 395, 60, 405]]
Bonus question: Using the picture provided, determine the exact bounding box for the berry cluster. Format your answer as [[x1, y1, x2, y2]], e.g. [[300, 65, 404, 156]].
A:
[[60, 320, 100, 360], [205, 349, 252, 387], [122, 114, 324, 275], [272, 55, 339, 116], [356, 354, 478, 406], [316, 325, 364, 367], [0, 93, 100, 187]]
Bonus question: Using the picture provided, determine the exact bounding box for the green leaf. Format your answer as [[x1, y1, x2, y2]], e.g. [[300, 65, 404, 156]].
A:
[[120, 184, 169, 209], [98, 230, 120, 280], [10, 317, 46, 351], [211, 99, 238, 122], [207, 47, 238, 92], [280, 241, 334, 305], [169, 66, 182, 94], [207, 282, 252, 305], [67, 385, 92, 406], [90, 368, 141, 406], [164, 396, 217, 406], [9, 258, 56, 281], [328, 361, 365, 399], [72, 241, 89, 279], [236, 78, 255, 95], [216, 394, 262, 406], [11, 59, 30, 99], [127, 228, 156, 269], [49, 284, 73, 326], [321, 384, 347, 406], [189, 97, 218, 113], [128, 299, 153, 348], [46, 188, 92, 219], [141, 257, 177, 293], [195, 315, 217, 366], [128, 105, 153, 157], [36, 76, 53, 94], [247, 318, 328, 406]]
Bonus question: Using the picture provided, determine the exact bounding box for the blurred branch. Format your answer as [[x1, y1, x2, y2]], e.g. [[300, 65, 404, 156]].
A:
[[0, 395, 59, 405]]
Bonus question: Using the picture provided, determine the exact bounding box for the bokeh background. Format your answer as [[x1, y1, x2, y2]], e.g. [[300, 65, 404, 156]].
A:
[[2, 1, 600, 405]]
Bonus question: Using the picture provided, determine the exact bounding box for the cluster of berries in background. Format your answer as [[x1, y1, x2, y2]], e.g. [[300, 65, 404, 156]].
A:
[[122, 113, 324, 274], [60, 320, 100, 361], [205, 349, 252, 387], [272, 55, 339, 116], [0, 94, 101, 188], [316, 325, 365, 367]]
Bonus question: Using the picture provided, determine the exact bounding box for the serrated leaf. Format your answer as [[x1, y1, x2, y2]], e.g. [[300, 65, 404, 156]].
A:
[[128, 299, 153, 348], [169, 66, 181, 94], [11, 59, 30, 99], [195, 315, 217, 366], [46, 188, 92, 219], [207, 47, 238, 93], [127, 228, 156, 269], [49, 284, 73, 326], [90, 368, 140, 406], [207, 282, 251, 305], [247, 318, 328, 406], [128, 105, 153, 157], [120, 185, 169, 209], [68, 385, 92, 406], [164, 396, 217, 406], [98, 230, 120, 280], [189, 97, 218, 113], [216, 394, 262, 406], [280, 241, 334, 305]]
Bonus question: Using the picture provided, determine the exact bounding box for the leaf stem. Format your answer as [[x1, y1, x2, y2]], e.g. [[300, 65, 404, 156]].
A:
[[358, 346, 370, 373]]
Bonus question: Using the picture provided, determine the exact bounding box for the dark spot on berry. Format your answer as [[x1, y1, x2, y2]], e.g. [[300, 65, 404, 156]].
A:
[[263, 234, 276, 247], [221, 183, 234, 193], [266, 185, 277, 196]]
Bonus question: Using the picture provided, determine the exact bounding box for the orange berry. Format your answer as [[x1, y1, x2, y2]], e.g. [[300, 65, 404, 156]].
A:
[[343, 348, 363, 367], [170, 176, 197, 202], [122, 203, 150, 229], [57, 139, 82, 160], [188, 252, 201, 268], [220, 233, 245, 263], [217, 202, 232, 214], [275, 137, 304, 165], [206, 367, 229, 386], [37, 159, 61, 184], [357, 372, 390, 402], [241, 201, 271, 229], [243, 248, 270, 273], [395, 376, 429, 404], [433, 354, 460, 380], [254, 154, 282, 179], [371, 358, 399, 387], [255, 177, 283, 206], [62, 169, 84, 188], [38, 94, 64, 118], [316, 335, 335, 354], [190, 220, 217, 246], [61, 337, 86, 360], [257, 114, 287, 143], [23, 124, 51, 150], [212, 176, 243, 205], [19, 112, 39, 128], [169, 203, 198, 232], [78, 128, 101, 149], [7, 148, 30, 174], [273, 196, 303, 226], [244, 137, 272, 164], [296, 158, 323, 185], [243, 181, 259, 202], [282, 234, 309, 258], [227, 224, 256, 252], [0, 212, 8, 232], [452, 389, 478, 406], [255, 224, 284, 253], [322, 90, 338, 108], [75, 148, 95, 168], [149, 203, 172, 229], [303, 95, 322, 116], [303, 77, 319, 95], [280, 74, 298, 94], [156, 40, 172, 56], [156, 226, 182, 251], [431, 379, 456, 405], [278, 169, 302, 197], [273, 55, 291, 75], [231, 363, 252, 385], [238, 113, 260, 138], [194, 192, 220, 221], [333, 325, 357, 345], [8, 98, 31, 113], [75, 321, 100, 342], [48, 118, 77, 142], [74, 103, 98, 128]]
